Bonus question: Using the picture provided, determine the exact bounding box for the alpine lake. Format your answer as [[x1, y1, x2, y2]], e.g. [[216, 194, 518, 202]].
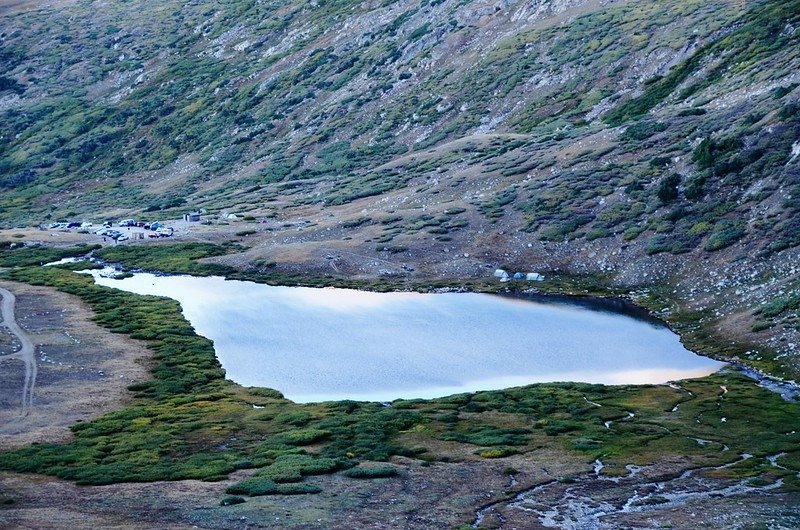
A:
[[87, 270, 725, 403]]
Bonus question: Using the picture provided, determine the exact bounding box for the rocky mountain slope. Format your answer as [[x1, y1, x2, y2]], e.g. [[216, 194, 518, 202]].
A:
[[1, 0, 799, 374]]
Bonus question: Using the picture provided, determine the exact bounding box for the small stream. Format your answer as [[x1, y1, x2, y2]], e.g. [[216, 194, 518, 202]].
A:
[[735, 365, 800, 402], [472, 452, 792, 529]]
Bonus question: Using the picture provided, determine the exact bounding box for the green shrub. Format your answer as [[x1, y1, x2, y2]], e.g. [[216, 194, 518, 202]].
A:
[[441, 425, 531, 446], [247, 387, 285, 400], [572, 437, 602, 450], [376, 245, 408, 254], [220, 496, 246, 506], [678, 107, 707, 116], [755, 294, 800, 318], [751, 321, 774, 332], [96, 243, 238, 276], [0, 243, 99, 267], [585, 228, 610, 241], [343, 466, 398, 479], [381, 215, 403, 224], [705, 221, 745, 251], [478, 447, 517, 459], [542, 421, 581, 436], [279, 429, 332, 446], [656, 174, 680, 203], [254, 454, 345, 483], [622, 121, 666, 141], [646, 235, 671, 255], [341, 216, 372, 228], [687, 221, 712, 237], [274, 483, 322, 495]]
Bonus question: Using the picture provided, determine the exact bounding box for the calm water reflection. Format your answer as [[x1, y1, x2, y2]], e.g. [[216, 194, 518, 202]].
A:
[[89, 272, 725, 402]]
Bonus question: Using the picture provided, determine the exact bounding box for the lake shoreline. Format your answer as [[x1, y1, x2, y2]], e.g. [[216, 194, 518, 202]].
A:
[[77, 249, 787, 384], [1, 258, 799, 529], [84, 266, 726, 402]]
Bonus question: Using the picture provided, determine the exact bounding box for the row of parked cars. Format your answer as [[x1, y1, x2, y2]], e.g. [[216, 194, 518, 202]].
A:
[[98, 223, 174, 240], [48, 219, 174, 240], [94, 227, 130, 241], [48, 221, 107, 230], [118, 219, 173, 234]]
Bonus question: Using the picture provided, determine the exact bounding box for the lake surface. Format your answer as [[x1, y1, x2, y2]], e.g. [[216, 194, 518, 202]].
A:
[[88, 271, 725, 403]]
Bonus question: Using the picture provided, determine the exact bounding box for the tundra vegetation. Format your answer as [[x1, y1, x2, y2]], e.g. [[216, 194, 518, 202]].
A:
[[0, 245, 798, 505], [0, 0, 799, 520]]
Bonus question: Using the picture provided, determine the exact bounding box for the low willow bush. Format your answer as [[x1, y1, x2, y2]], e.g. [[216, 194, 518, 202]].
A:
[[343, 466, 398, 479], [0, 242, 99, 267], [95, 242, 239, 276], [1, 248, 800, 498]]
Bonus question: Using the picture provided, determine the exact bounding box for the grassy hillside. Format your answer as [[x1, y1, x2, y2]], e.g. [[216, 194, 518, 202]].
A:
[[0, 0, 796, 245]]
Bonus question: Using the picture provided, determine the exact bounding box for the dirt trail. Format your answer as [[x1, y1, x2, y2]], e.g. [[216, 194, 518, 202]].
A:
[[0, 286, 36, 415], [0, 280, 152, 451]]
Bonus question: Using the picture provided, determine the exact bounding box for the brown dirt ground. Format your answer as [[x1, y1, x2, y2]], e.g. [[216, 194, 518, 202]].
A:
[[0, 279, 151, 450], [0, 452, 586, 529]]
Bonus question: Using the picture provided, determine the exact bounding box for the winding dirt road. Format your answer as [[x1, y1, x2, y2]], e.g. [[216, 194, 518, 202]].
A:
[[0, 286, 36, 415]]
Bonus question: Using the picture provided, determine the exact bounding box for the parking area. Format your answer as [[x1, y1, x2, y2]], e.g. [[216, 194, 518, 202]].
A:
[[46, 219, 174, 243]]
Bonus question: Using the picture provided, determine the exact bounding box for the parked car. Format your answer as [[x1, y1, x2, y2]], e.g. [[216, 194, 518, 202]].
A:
[[80, 222, 93, 228], [67, 222, 81, 228], [102, 221, 112, 228], [118, 219, 136, 227], [155, 227, 173, 237], [116, 234, 129, 242]]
